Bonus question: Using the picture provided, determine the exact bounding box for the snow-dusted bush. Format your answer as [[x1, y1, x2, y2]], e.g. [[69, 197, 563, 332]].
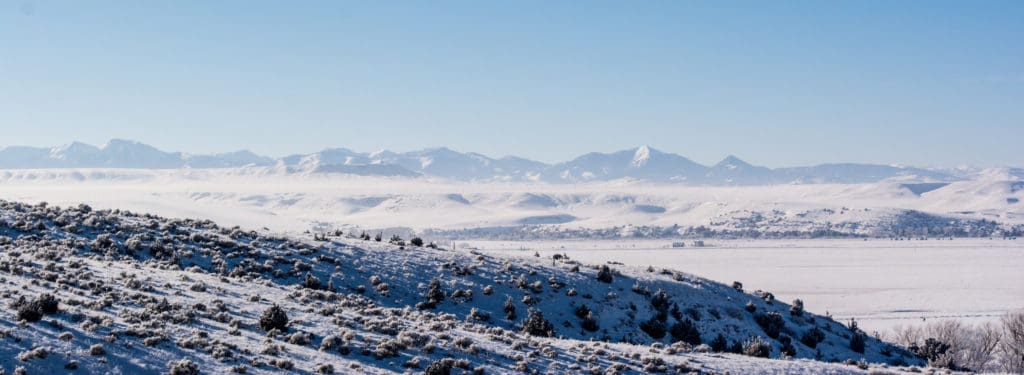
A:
[[168, 359, 200, 375], [742, 336, 771, 358], [314, 363, 335, 374], [89, 344, 105, 355], [259, 304, 289, 331], [302, 272, 321, 290], [503, 296, 517, 320]]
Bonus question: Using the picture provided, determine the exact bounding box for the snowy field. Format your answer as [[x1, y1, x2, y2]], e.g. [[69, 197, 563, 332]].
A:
[[467, 238, 1024, 334], [0, 168, 1022, 236]]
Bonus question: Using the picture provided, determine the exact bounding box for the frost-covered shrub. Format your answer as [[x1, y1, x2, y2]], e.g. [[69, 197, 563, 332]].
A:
[[522, 309, 555, 337], [314, 363, 335, 374], [36, 293, 59, 314], [732, 281, 744, 293], [504, 296, 517, 320], [259, 304, 289, 331], [742, 336, 771, 358], [754, 312, 785, 339], [425, 358, 455, 375], [16, 346, 50, 361], [418, 278, 445, 309], [596, 265, 613, 283], [374, 338, 402, 358], [89, 344, 105, 355], [410, 237, 424, 247], [168, 359, 200, 375], [669, 319, 702, 345], [302, 272, 321, 290], [287, 332, 312, 346], [745, 301, 756, 313]]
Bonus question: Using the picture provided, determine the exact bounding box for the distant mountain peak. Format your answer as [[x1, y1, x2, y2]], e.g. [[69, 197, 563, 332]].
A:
[[632, 145, 653, 167], [714, 155, 752, 170]]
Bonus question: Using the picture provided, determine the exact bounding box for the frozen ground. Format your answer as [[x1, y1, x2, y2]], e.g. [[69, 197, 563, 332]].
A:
[[467, 239, 1024, 334]]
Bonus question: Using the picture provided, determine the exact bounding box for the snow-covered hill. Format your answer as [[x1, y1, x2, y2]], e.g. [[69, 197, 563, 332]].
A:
[[2, 140, 1004, 185], [0, 200, 936, 374]]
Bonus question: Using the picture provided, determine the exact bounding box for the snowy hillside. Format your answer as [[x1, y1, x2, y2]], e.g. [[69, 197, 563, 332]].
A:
[[0, 140, 999, 185], [0, 200, 939, 374]]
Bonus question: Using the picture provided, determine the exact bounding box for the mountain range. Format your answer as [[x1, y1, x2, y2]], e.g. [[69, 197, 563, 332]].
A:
[[0, 139, 1014, 185]]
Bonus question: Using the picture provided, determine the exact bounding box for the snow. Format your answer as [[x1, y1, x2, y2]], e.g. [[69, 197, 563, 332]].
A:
[[0, 169, 1020, 236], [467, 238, 1024, 334]]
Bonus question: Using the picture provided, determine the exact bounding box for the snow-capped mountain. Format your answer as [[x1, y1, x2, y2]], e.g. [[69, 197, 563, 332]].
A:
[[540, 145, 708, 183], [0, 139, 1013, 185], [0, 140, 271, 169]]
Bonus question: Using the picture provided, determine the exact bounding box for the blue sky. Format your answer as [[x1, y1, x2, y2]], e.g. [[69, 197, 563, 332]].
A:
[[1, 1, 1021, 167]]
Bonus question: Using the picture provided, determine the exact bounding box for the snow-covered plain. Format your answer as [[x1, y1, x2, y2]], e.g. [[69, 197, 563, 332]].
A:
[[1, 168, 1022, 236], [466, 239, 1024, 334]]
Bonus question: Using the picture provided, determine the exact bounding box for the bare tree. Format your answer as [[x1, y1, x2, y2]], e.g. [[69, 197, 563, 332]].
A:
[[1001, 311, 1024, 373]]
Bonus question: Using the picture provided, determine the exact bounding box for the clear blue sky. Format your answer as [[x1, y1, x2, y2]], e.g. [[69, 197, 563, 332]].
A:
[[1, 1, 1021, 167]]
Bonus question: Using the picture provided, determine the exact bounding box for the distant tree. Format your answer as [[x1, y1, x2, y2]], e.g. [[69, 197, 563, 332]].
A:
[[850, 332, 866, 354], [521, 309, 555, 337], [790, 299, 804, 317], [596, 265, 614, 283]]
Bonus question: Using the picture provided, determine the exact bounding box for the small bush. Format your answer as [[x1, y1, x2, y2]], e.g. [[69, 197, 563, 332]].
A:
[[743, 336, 771, 358], [669, 319, 702, 345], [168, 359, 200, 375], [36, 294, 59, 314], [800, 326, 825, 349], [259, 304, 289, 332], [754, 312, 785, 339], [302, 272, 321, 290], [850, 332, 866, 354], [425, 359, 455, 375], [790, 299, 804, 317], [640, 316, 667, 339], [596, 265, 613, 283], [410, 237, 424, 247], [17, 304, 42, 322], [89, 344, 105, 356], [710, 333, 728, 352]]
